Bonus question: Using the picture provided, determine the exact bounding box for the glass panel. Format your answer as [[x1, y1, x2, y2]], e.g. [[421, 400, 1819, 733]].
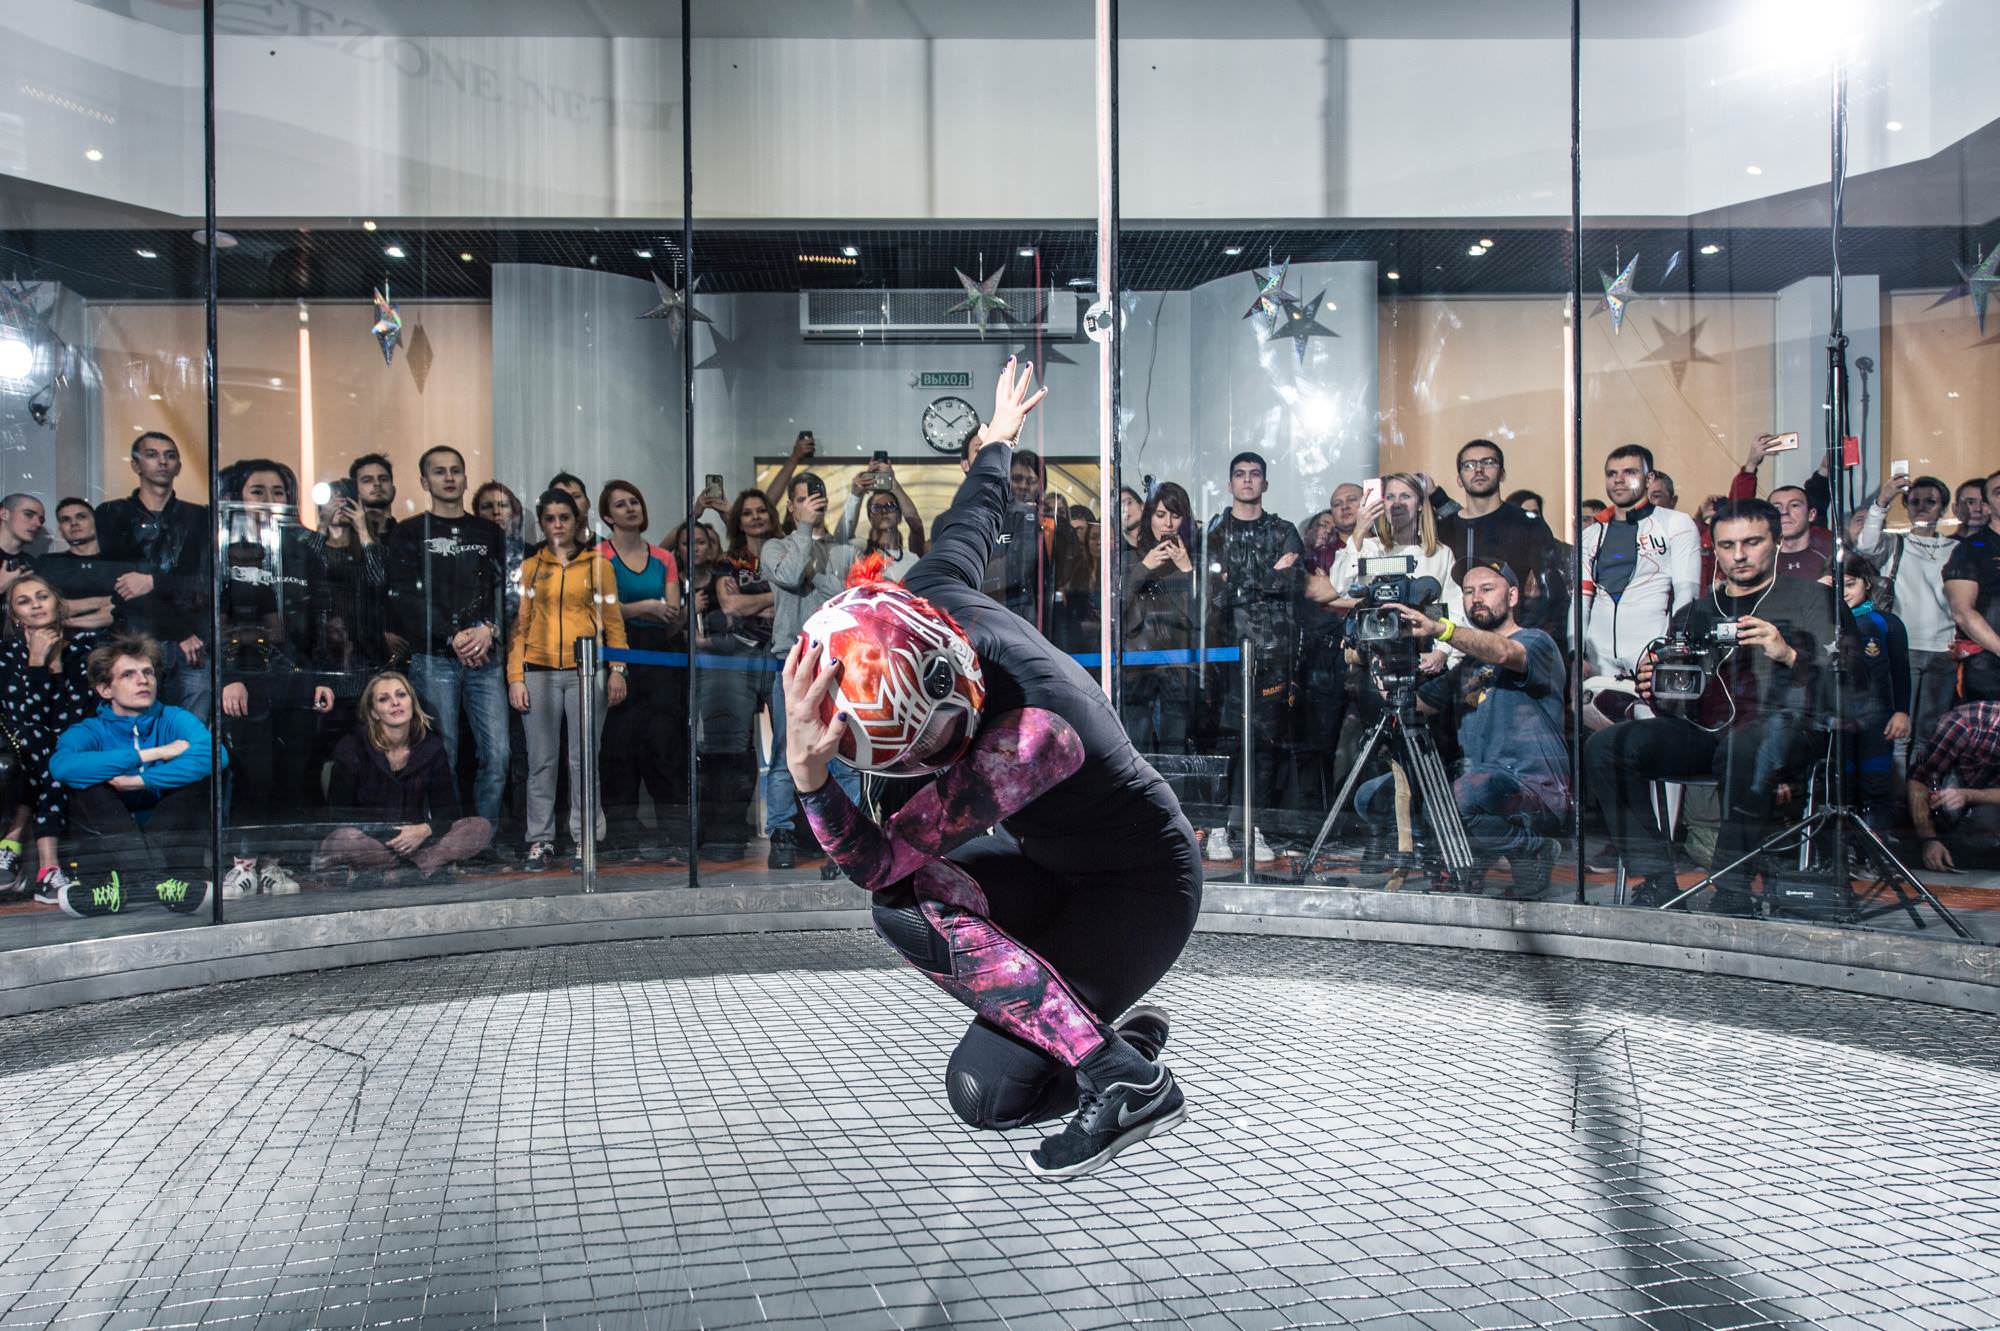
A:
[[688, 1, 1101, 884], [211, 4, 687, 913], [1118, 1, 1577, 895], [1578, 0, 1992, 940], [0, 0, 218, 947]]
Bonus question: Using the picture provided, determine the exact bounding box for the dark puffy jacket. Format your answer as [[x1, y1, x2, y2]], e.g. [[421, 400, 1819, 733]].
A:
[[326, 730, 463, 826]]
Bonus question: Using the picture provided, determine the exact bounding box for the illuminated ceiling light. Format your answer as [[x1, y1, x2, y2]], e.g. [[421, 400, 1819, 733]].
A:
[[1885, 120, 1903, 132], [148, 392, 163, 401], [1385, 270, 1400, 280], [1467, 245, 1486, 256], [459, 251, 474, 262], [798, 253, 858, 266], [1746, 164, 1764, 175], [1017, 247, 1035, 258], [191, 228, 236, 248], [1477, 237, 1494, 248], [1700, 244, 1722, 255], [83, 147, 103, 162], [135, 248, 157, 259], [3, 336, 42, 380], [1223, 246, 1243, 256], [384, 244, 405, 258], [268, 376, 283, 387], [1066, 276, 1093, 287], [362, 220, 377, 232], [1947, 390, 1961, 399], [841, 245, 860, 258], [634, 249, 652, 259]]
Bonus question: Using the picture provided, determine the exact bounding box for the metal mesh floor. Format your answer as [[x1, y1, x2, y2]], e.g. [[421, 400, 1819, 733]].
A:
[[1, 931, 1997, 1330]]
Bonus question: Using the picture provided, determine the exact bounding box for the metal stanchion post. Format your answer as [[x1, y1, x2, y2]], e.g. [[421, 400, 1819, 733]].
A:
[[1240, 637, 1256, 887], [576, 636, 599, 893]]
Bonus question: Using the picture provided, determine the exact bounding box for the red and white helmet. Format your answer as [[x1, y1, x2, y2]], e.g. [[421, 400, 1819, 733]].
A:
[[800, 572, 985, 777]]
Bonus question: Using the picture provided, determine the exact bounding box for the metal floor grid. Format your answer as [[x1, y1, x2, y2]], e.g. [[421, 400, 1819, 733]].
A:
[[1, 931, 1996, 1330]]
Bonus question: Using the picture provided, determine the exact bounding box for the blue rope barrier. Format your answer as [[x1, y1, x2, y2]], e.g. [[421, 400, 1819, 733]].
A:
[[599, 644, 1244, 671]]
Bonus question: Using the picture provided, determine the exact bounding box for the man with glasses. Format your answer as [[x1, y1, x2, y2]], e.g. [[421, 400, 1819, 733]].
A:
[[1944, 469, 2000, 704], [1854, 473, 1959, 766], [1435, 440, 1559, 632]]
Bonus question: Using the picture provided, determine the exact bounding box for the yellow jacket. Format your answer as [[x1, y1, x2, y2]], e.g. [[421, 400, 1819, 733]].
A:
[[506, 544, 628, 682]]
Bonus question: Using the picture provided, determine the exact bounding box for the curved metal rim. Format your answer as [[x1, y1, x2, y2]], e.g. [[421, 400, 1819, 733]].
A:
[[4, 883, 1995, 1017]]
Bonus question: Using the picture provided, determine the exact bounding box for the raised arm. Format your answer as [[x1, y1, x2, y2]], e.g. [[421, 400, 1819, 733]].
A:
[[905, 357, 1047, 597]]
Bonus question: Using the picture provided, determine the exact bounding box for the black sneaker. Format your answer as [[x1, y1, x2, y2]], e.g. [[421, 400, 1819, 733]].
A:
[[0, 843, 23, 895], [1114, 1004, 1171, 1063], [1029, 1062, 1186, 1181], [153, 877, 210, 914], [1504, 840, 1559, 901], [767, 829, 796, 870], [61, 870, 129, 918]]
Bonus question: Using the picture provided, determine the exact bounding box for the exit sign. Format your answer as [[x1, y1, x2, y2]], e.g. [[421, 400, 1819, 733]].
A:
[[919, 372, 971, 388]]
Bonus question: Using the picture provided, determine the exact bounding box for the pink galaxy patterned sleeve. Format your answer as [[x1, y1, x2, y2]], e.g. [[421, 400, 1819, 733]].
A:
[[799, 707, 1084, 893]]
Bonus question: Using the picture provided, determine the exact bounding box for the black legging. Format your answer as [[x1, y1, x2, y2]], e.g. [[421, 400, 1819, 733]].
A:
[[875, 818, 1203, 1130]]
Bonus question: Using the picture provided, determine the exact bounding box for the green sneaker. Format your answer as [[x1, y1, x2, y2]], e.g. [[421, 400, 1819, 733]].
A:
[[60, 871, 126, 918], [153, 878, 210, 914]]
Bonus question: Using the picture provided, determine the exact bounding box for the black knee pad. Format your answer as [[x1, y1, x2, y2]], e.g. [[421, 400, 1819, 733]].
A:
[[871, 902, 952, 977], [944, 1047, 1076, 1130]]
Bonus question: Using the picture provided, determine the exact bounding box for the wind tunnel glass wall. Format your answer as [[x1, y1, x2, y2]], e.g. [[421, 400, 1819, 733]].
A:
[[1575, 0, 1998, 940], [682, 0, 1101, 885], [0, 1, 220, 948], [1115, 0, 1579, 896], [205, 6, 688, 914]]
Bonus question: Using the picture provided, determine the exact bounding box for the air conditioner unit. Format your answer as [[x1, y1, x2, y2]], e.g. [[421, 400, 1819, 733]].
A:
[[799, 288, 1082, 341]]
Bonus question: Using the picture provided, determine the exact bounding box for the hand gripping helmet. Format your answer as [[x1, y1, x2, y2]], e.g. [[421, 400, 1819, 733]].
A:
[[799, 558, 986, 776]]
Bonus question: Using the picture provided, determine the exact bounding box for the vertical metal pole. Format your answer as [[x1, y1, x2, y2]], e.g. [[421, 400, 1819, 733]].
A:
[[1239, 636, 1256, 886], [577, 636, 600, 891], [1094, 0, 1119, 704], [1567, 0, 1587, 905], [681, 0, 700, 888], [203, 0, 222, 923]]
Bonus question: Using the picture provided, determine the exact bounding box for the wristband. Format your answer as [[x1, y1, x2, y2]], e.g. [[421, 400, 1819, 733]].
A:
[[1436, 617, 1456, 643], [1921, 836, 1942, 844]]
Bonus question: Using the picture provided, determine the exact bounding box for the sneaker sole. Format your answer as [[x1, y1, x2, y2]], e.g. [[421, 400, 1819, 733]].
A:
[[1026, 1103, 1188, 1182]]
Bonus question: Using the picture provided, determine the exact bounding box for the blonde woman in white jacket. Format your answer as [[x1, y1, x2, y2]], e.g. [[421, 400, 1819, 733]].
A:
[[1327, 473, 1466, 673]]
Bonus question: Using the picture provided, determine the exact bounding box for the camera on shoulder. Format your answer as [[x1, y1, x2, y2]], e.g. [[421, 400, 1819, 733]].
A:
[[1651, 618, 1739, 704]]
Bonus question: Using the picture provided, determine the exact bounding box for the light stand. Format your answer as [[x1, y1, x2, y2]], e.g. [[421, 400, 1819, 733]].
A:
[[1660, 58, 1968, 938]]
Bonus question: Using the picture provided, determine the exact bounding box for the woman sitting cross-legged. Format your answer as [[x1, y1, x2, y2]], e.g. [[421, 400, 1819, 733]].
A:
[[317, 670, 493, 882]]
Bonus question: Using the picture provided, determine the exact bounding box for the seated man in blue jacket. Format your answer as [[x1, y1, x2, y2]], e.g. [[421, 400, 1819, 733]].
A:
[[50, 634, 227, 916]]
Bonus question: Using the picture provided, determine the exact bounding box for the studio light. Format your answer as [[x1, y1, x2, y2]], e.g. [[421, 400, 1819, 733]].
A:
[[0, 337, 34, 381]]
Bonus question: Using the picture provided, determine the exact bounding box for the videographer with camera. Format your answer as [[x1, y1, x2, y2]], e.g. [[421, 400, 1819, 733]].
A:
[[1584, 498, 1834, 914], [1351, 560, 1569, 897]]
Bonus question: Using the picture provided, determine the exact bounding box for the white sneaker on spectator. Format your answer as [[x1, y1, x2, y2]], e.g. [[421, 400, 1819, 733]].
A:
[[221, 857, 260, 898], [33, 865, 76, 906], [1205, 828, 1233, 862], [1252, 829, 1278, 863], [259, 861, 301, 895]]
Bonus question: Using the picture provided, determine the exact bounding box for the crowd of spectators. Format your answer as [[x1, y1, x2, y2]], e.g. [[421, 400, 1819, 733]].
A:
[[1, 421, 1996, 921]]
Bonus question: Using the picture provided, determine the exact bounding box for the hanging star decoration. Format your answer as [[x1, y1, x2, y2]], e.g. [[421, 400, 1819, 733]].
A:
[[639, 270, 713, 342], [1928, 247, 2000, 335], [1266, 289, 1339, 363], [946, 265, 1011, 336], [1242, 259, 1299, 327], [1595, 253, 1641, 334], [0, 278, 75, 428], [370, 285, 403, 365], [1641, 316, 1720, 390]]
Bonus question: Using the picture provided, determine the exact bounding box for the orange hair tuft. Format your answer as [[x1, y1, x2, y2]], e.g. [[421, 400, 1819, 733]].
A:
[[846, 550, 891, 588]]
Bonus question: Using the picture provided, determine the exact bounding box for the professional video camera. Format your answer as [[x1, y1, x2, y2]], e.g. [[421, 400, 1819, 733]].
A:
[[1344, 555, 1444, 648], [1648, 618, 1740, 705]]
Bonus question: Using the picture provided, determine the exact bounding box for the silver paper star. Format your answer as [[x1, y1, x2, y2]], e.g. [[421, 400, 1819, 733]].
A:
[[1265, 290, 1339, 363], [1641, 316, 1719, 389], [639, 270, 713, 341], [370, 285, 403, 365], [1595, 253, 1641, 334], [1928, 248, 2000, 335], [946, 265, 1012, 335], [0, 279, 75, 428], [1242, 259, 1299, 324]]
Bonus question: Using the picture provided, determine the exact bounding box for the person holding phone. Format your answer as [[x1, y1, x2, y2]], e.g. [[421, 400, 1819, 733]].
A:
[[1121, 483, 1198, 754], [1853, 471, 1958, 764], [835, 454, 925, 580]]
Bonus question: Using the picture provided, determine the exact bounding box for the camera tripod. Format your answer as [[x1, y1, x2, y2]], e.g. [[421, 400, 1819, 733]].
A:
[[1300, 673, 1476, 892]]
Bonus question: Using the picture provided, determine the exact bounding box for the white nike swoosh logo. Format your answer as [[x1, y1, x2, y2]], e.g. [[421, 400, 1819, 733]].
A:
[[1116, 1071, 1172, 1128]]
